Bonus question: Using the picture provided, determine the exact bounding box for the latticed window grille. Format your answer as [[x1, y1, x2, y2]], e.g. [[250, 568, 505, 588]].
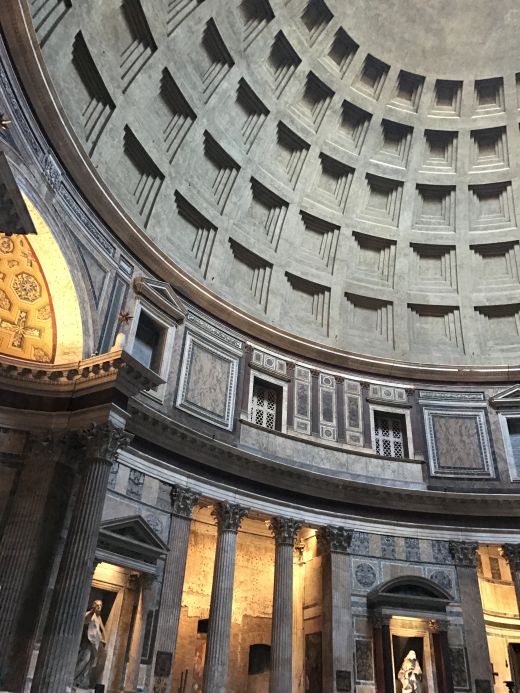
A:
[[251, 382, 278, 430], [373, 412, 406, 459]]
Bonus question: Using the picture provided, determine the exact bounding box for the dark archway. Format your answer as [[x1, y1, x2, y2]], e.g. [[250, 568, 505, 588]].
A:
[[367, 576, 454, 693]]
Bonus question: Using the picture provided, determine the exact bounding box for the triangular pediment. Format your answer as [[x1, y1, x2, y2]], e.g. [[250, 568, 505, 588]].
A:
[[490, 385, 520, 408], [0, 152, 38, 236], [99, 515, 168, 563], [133, 276, 186, 322]]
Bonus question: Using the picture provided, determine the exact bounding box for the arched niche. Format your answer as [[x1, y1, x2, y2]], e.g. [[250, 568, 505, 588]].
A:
[[0, 194, 83, 364], [367, 576, 454, 693], [368, 575, 453, 612]]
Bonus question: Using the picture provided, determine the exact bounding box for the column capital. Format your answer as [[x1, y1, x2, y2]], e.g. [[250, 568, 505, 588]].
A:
[[316, 525, 353, 554], [170, 485, 199, 518], [427, 618, 448, 633], [449, 540, 479, 567], [500, 544, 520, 572], [212, 502, 248, 533], [269, 516, 303, 546], [80, 421, 133, 465]]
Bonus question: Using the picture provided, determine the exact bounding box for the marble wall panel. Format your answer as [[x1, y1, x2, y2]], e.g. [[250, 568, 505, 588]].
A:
[[423, 408, 494, 478], [176, 328, 241, 430]]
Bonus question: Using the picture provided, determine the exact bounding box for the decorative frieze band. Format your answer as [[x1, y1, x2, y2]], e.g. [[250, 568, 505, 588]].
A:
[[212, 502, 248, 533], [170, 485, 200, 519], [269, 517, 303, 546], [317, 525, 353, 554], [449, 541, 479, 567]]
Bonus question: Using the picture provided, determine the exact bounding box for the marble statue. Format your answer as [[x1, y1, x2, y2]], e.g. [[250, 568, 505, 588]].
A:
[[73, 599, 107, 688], [398, 650, 422, 693]]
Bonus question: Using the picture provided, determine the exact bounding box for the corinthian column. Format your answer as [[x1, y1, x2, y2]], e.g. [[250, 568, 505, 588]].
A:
[[149, 485, 199, 693], [202, 502, 248, 693], [0, 430, 75, 691], [317, 525, 353, 693], [449, 541, 493, 692], [500, 544, 520, 613], [269, 516, 303, 693], [31, 422, 133, 693]]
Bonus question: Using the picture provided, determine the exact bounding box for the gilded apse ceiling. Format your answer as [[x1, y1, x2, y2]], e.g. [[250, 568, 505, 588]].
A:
[[22, 0, 520, 366], [0, 234, 55, 363]]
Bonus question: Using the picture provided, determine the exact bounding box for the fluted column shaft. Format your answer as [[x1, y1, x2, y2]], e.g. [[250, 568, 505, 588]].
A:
[[317, 526, 353, 693], [450, 541, 493, 692], [149, 486, 199, 693], [202, 502, 248, 693], [0, 432, 74, 690], [269, 517, 302, 693], [31, 422, 132, 693]]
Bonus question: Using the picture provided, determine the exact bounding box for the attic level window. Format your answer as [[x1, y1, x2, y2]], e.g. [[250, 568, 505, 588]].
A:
[[132, 311, 163, 372], [250, 378, 282, 431], [373, 410, 407, 459]]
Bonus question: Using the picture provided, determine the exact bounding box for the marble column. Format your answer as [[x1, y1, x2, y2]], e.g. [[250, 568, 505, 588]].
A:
[[500, 544, 520, 612], [31, 422, 133, 693], [449, 541, 494, 693], [149, 485, 199, 693], [0, 430, 76, 691], [269, 516, 303, 693], [202, 502, 248, 693], [317, 526, 354, 693], [124, 574, 156, 692]]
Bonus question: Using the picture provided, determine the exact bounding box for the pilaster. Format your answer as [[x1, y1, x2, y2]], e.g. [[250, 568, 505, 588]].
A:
[[317, 526, 354, 693], [0, 429, 77, 690], [449, 541, 493, 693]]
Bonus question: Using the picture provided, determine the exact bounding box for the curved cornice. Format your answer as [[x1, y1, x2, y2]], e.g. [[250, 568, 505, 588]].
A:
[[127, 399, 520, 528], [3, 1, 520, 383]]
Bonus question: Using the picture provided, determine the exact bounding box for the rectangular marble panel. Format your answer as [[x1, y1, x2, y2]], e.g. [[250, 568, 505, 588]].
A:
[[355, 640, 374, 682], [449, 647, 469, 689], [296, 380, 310, 418], [405, 537, 421, 562], [186, 342, 230, 417], [321, 388, 335, 423], [423, 408, 494, 478], [177, 330, 240, 429], [346, 395, 361, 429]]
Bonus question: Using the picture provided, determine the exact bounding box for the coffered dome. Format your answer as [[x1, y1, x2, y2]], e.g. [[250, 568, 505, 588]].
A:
[[26, 0, 520, 368]]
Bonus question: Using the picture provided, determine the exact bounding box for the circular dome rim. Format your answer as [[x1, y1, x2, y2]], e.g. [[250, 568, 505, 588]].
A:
[[5, 2, 520, 383]]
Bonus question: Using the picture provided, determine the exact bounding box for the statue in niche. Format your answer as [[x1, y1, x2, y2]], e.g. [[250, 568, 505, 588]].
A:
[[73, 599, 107, 688], [398, 650, 422, 693]]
